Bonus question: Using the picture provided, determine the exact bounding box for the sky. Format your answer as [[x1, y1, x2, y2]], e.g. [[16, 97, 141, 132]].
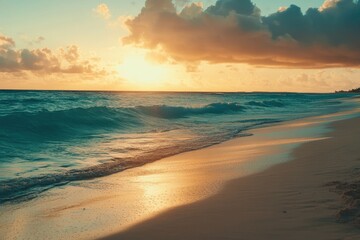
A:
[[0, 0, 359, 92]]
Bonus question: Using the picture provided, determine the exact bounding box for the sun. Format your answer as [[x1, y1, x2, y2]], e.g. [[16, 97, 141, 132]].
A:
[[117, 53, 168, 86]]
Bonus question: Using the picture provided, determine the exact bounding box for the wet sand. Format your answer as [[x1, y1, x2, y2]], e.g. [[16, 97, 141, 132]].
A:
[[102, 115, 360, 240]]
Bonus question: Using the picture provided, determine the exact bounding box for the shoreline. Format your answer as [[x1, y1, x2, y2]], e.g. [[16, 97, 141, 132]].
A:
[[0, 112, 338, 205], [0, 118, 302, 204], [102, 113, 360, 239], [1, 108, 360, 239]]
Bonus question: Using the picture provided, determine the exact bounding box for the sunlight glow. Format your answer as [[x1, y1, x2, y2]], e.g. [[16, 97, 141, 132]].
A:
[[117, 53, 168, 86]]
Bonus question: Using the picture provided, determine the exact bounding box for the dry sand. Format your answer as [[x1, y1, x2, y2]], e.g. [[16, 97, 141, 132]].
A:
[[102, 116, 360, 240], [1, 110, 360, 240]]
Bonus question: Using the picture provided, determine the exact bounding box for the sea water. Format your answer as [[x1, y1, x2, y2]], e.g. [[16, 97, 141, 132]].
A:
[[0, 90, 355, 202]]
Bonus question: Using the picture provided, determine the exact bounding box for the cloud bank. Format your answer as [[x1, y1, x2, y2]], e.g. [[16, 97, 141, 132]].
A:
[[124, 0, 360, 68], [0, 34, 106, 75]]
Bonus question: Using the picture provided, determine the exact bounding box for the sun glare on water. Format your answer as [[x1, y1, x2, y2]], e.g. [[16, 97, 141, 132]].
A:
[[117, 54, 168, 86]]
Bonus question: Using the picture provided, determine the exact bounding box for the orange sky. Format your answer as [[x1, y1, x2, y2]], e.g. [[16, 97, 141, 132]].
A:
[[0, 0, 359, 92]]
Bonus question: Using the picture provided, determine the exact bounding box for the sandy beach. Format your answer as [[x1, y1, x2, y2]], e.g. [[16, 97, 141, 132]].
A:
[[102, 113, 360, 239], [1, 108, 360, 240]]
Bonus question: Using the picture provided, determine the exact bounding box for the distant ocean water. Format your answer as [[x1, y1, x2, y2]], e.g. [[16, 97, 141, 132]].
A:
[[0, 90, 355, 203]]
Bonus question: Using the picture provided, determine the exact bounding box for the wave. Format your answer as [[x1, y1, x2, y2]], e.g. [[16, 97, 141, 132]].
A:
[[245, 100, 285, 108], [0, 101, 288, 142], [134, 102, 246, 119], [0, 103, 248, 140], [0, 107, 141, 141]]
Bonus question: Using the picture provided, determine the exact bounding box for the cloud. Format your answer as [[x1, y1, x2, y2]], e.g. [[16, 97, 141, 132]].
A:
[[0, 35, 15, 49], [123, 0, 360, 68], [278, 6, 288, 12], [94, 3, 111, 19], [0, 34, 107, 76], [320, 0, 341, 11], [179, 2, 203, 19]]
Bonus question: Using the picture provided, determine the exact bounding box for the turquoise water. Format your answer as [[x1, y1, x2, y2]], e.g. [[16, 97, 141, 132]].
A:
[[0, 90, 355, 202]]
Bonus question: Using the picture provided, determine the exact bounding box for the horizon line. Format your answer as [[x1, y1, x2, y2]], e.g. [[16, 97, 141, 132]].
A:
[[0, 88, 342, 94]]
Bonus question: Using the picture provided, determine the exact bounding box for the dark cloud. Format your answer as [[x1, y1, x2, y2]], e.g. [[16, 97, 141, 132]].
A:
[[0, 34, 106, 75], [124, 0, 360, 68], [206, 0, 258, 16], [263, 0, 360, 49]]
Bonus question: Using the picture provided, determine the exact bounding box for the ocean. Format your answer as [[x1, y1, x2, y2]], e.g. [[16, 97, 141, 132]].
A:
[[0, 90, 355, 203]]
